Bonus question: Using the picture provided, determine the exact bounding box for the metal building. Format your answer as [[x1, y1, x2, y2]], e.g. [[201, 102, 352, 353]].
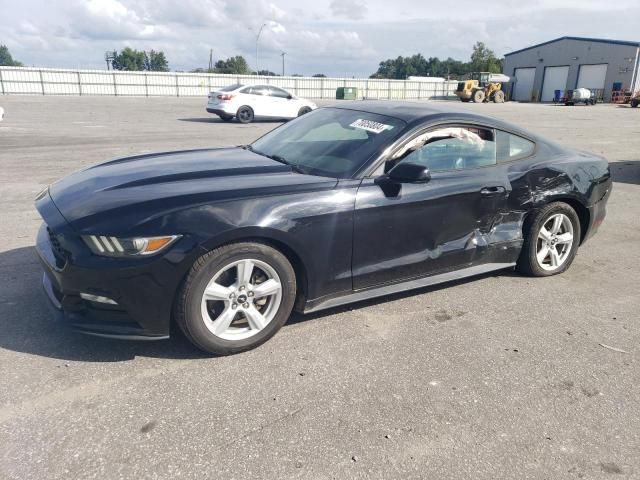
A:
[[503, 36, 640, 102]]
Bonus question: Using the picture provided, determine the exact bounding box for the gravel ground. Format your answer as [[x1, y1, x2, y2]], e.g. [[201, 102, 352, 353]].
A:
[[0, 96, 639, 480]]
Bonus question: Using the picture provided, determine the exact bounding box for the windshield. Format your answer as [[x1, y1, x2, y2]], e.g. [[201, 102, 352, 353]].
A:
[[251, 107, 406, 178]]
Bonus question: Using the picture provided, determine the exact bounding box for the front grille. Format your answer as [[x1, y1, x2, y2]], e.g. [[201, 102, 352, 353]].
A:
[[47, 227, 67, 261]]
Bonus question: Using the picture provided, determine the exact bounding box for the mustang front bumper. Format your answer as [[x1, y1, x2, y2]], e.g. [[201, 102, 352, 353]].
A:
[[36, 221, 195, 340]]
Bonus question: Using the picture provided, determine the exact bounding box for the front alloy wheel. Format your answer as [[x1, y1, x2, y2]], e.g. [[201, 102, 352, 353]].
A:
[[201, 259, 282, 340], [176, 242, 296, 355]]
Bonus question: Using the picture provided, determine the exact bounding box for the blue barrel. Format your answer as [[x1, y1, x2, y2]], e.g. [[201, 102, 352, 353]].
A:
[[553, 90, 563, 102]]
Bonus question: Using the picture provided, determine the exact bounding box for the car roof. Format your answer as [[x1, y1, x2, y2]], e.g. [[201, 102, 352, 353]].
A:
[[329, 100, 542, 140], [238, 84, 286, 90]]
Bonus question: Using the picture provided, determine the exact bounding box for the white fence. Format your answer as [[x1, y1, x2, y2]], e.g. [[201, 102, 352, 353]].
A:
[[0, 67, 459, 100]]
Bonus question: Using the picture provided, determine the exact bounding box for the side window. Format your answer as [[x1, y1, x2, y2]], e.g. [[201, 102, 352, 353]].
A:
[[393, 126, 496, 172], [241, 86, 269, 96], [269, 87, 291, 98], [496, 130, 535, 162]]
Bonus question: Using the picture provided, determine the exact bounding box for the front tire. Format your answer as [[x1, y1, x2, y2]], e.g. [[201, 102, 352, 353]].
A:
[[516, 202, 581, 277], [298, 106, 312, 116], [493, 90, 505, 103], [176, 242, 296, 355]]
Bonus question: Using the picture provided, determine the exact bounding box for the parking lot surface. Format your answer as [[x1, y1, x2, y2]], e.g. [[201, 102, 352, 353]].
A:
[[1, 96, 639, 479]]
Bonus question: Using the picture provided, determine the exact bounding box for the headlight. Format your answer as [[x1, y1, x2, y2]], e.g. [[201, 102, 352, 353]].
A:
[[82, 235, 181, 257], [35, 187, 49, 202]]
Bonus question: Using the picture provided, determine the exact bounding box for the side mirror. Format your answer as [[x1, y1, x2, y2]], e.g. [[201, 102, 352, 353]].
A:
[[388, 162, 431, 183]]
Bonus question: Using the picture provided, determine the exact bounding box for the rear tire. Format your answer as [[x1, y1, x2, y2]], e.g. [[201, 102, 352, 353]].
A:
[[175, 242, 296, 355], [516, 202, 581, 277], [236, 106, 254, 124], [472, 89, 485, 103]]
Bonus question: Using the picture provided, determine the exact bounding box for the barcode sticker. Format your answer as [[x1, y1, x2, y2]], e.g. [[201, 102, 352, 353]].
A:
[[349, 119, 393, 134]]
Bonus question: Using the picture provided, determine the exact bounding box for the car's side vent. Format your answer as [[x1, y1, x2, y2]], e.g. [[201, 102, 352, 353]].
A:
[[47, 226, 67, 261]]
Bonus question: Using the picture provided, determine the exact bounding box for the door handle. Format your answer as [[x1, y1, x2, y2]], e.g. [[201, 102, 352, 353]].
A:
[[480, 186, 506, 196]]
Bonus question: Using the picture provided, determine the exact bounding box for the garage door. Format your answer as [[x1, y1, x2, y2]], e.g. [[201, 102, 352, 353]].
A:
[[577, 64, 608, 89], [541, 66, 569, 102], [513, 68, 536, 102]]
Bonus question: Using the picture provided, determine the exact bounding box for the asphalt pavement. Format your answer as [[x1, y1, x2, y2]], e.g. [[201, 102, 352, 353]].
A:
[[0, 96, 639, 479]]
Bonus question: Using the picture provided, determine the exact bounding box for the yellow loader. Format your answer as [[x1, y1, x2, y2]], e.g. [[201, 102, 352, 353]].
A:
[[456, 72, 510, 103]]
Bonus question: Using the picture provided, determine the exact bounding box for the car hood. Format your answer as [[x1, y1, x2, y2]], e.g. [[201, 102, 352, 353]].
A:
[[48, 147, 337, 231]]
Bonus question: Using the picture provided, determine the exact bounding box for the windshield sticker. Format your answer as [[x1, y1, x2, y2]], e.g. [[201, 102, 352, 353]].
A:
[[349, 119, 394, 134]]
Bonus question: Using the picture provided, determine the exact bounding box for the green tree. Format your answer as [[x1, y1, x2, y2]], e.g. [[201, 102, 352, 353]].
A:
[[144, 50, 169, 71], [256, 69, 278, 76], [214, 56, 250, 74], [111, 48, 170, 71], [0, 45, 23, 66], [312, 73, 327, 78], [370, 54, 431, 79], [112, 48, 145, 71], [369, 43, 504, 79], [470, 42, 502, 73]]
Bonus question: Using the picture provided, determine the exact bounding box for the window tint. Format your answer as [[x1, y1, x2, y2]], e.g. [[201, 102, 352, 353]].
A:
[[396, 126, 496, 172], [241, 85, 269, 95], [251, 108, 405, 178], [220, 84, 242, 92], [496, 130, 535, 162], [297, 122, 369, 141], [269, 87, 291, 98]]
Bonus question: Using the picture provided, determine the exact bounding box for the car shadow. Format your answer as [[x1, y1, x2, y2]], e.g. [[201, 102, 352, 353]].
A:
[[178, 117, 285, 124], [0, 246, 209, 362], [610, 160, 640, 185], [1, 245, 518, 362]]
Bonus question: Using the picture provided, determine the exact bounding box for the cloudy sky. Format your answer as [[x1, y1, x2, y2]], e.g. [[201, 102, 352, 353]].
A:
[[1, 0, 639, 76]]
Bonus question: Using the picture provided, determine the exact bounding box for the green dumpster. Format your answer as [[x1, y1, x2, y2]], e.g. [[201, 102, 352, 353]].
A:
[[336, 87, 358, 100]]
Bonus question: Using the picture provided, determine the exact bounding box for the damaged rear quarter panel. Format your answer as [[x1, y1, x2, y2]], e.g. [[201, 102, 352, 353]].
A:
[[507, 144, 611, 242]]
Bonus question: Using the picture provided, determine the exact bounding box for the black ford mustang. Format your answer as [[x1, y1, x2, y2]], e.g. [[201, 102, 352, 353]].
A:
[[36, 101, 611, 354]]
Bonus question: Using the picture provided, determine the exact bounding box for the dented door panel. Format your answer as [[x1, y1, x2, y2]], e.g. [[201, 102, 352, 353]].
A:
[[352, 165, 513, 289]]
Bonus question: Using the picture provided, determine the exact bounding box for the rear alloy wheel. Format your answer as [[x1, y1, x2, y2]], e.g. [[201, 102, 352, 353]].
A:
[[298, 106, 312, 116], [472, 89, 485, 103], [517, 202, 581, 277], [176, 242, 296, 355], [236, 106, 254, 124], [493, 90, 505, 103]]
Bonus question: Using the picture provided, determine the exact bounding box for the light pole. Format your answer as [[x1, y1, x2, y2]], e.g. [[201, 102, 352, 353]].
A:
[[281, 52, 286, 76], [255, 23, 267, 74]]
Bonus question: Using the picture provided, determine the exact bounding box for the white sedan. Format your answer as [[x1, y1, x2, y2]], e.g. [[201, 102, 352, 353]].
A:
[[206, 84, 317, 123]]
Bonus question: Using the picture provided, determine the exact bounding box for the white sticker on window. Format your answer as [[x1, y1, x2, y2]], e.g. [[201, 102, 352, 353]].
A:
[[349, 119, 393, 134]]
